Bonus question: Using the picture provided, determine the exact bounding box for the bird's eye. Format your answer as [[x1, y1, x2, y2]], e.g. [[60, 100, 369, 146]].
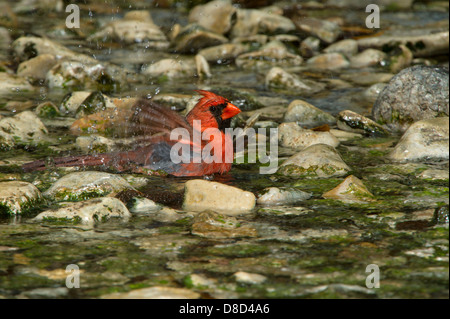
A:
[[210, 106, 217, 112]]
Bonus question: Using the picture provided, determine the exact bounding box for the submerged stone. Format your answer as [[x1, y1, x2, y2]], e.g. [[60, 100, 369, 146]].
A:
[[265, 67, 324, 95], [322, 175, 376, 203], [0, 111, 48, 148], [278, 144, 351, 178], [191, 211, 257, 239], [306, 52, 350, 70]]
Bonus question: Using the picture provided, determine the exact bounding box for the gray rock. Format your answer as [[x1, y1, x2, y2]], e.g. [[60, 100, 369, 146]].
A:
[[236, 41, 303, 69], [340, 71, 394, 86], [300, 37, 321, 58], [0, 181, 44, 215], [43, 171, 135, 201], [88, 19, 169, 48], [349, 49, 387, 68], [337, 110, 389, 137], [0, 111, 48, 148], [230, 8, 295, 38], [189, 0, 236, 35], [171, 24, 228, 54], [183, 179, 256, 215], [34, 197, 131, 224], [293, 17, 341, 44], [323, 39, 358, 57], [389, 117, 449, 162], [198, 43, 249, 64], [278, 122, 340, 150], [0, 72, 35, 97], [283, 99, 336, 127], [278, 144, 351, 178], [257, 187, 311, 205], [306, 52, 349, 70], [363, 83, 386, 103], [265, 67, 324, 95], [128, 197, 162, 214], [418, 169, 449, 181], [372, 65, 449, 132]]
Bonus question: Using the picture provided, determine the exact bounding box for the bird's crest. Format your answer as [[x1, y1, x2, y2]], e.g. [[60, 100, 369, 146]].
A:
[[195, 90, 229, 108]]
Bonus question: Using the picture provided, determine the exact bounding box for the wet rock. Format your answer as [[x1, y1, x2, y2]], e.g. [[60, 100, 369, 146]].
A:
[[230, 8, 295, 38], [299, 36, 321, 58], [278, 144, 351, 178], [236, 40, 303, 69], [258, 206, 312, 217], [0, 181, 44, 215], [59, 91, 117, 117], [143, 56, 210, 79], [171, 24, 228, 54], [363, 83, 386, 103], [34, 197, 131, 224], [356, 23, 449, 58], [433, 205, 449, 225], [257, 187, 311, 205], [189, 0, 237, 35], [88, 19, 169, 48], [19, 287, 69, 299], [183, 179, 256, 215], [195, 54, 212, 78], [43, 171, 135, 201], [418, 169, 449, 181], [349, 49, 387, 68], [16, 53, 57, 81], [265, 67, 324, 95], [278, 122, 340, 150], [12, 37, 129, 89], [306, 52, 349, 70], [46, 59, 126, 91], [293, 17, 341, 44], [233, 271, 267, 284], [198, 43, 249, 64], [102, 286, 200, 299], [191, 211, 257, 238], [128, 197, 162, 214], [337, 110, 389, 137], [283, 99, 336, 127], [322, 175, 376, 203], [0, 72, 35, 97], [0, 27, 11, 50], [0, 111, 48, 148], [75, 135, 116, 153], [35, 101, 60, 119], [323, 39, 358, 57], [372, 66, 449, 132], [389, 117, 449, 162]]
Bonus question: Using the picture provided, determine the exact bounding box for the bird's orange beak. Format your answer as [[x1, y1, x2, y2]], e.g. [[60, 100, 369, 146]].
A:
[[221, 102, 241, 120]]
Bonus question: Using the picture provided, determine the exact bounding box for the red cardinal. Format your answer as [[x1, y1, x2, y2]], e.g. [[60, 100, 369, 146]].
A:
[[23, 90, 241, 177]]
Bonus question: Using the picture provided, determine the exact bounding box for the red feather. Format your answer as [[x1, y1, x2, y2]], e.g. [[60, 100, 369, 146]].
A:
[[22, 91, 241, 177]]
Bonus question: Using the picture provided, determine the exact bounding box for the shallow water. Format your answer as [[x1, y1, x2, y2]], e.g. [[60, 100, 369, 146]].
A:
[[0, 1, 448, 299]]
